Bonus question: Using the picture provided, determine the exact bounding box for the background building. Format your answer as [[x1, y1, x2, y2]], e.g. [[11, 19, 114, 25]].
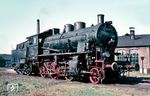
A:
[[0, 54, 12, 67], [116, 27, 150, 74]]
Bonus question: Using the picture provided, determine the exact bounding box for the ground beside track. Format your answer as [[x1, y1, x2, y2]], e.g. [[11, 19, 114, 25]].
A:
[[0, 67, 150, 96]]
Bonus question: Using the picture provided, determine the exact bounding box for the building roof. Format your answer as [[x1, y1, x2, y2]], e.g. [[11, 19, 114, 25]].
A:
[[117, 34, 150, 47], [0, 54, 11, 60]]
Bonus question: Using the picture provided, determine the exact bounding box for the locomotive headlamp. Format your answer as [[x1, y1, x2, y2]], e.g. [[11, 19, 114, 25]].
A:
[[111, 62, 118, 71]]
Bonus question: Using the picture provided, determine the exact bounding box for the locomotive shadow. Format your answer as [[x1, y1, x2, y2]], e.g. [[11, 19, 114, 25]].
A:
[[114, 76, 150, 85], [71, 75, 150, 85], [46, 75, 150, 85]]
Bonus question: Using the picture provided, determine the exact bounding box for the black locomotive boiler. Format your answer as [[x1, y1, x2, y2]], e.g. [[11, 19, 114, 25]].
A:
[[12, 14, 131, 84]]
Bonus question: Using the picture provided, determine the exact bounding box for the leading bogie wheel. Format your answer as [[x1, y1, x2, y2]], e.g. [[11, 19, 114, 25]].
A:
[[89, 67, 102, 84]]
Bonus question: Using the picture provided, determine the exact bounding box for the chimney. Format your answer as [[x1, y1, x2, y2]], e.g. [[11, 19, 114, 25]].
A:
[[37, 19, 40, 34], [97, 14, 104, 24], [129, 27, 135, 40]]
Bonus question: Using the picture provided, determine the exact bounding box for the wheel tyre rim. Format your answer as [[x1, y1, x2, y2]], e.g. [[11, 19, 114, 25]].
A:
[[65, 75, 74, 81], [50, 74, 58, 79], [40, 66, 47, 78]]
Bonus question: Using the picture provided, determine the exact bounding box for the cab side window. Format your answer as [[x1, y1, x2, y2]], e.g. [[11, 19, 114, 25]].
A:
[[29, 37, 37, 45]]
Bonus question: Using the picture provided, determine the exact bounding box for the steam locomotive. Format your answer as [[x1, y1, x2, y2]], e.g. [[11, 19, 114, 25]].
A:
[[12, 14, 132, 84]]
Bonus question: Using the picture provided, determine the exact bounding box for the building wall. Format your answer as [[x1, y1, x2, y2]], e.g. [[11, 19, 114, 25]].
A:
[[115, 46, 150, 68], [138, 47, 150, 68]]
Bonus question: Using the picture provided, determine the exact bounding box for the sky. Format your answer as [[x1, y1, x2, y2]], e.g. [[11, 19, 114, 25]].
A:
[[0, 0, 150, 54]]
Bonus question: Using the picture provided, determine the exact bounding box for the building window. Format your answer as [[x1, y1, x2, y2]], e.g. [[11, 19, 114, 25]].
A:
[[117, 50, 128, 61], [129, 49, 138, 65], [117, 49, 139, 65]]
